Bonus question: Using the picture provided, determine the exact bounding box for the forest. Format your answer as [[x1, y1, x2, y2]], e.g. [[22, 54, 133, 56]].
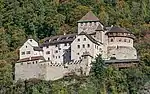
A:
[[0, 0, 150, 93]]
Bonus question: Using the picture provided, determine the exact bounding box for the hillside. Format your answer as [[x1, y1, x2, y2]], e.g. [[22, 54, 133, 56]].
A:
[[0, 0, 150, 93]]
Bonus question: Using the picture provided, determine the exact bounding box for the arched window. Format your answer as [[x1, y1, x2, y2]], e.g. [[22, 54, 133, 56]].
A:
[[87, 44, 90, 48], [83, 44, 85, 48], [110, 39, 113, 42], [77, 45, 80, 48]]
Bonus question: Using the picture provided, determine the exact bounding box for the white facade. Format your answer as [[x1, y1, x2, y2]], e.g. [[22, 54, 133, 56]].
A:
[[15, 11, 139, 81], [19, 39, 43, 59]]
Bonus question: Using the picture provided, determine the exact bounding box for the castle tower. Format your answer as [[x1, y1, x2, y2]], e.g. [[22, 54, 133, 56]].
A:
[[77, 11, 104, 34], [105, 26, 137, 60]]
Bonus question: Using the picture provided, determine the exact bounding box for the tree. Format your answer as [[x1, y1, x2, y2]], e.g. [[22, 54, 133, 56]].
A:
[[91, 54, 107, 94]]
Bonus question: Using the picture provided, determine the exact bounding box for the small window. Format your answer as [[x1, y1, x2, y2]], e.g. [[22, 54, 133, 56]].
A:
[[26, 46, 27, 48], [119, 39, 121, 42], [64, 43, 67, 46], [77, 45, 80, 48], [46, 46, 49, 48], [87, 44, 90, 48], [46, 51, 50, 54], [48, 58, 50, 60], [32, 62, 34, 64], [36, 61, 38, 64], [27, 62, 31, 64], [55, 45, 58, 47], [83, 38, 86, 41], [21, 62, 23, 65], [83, 44, 85, 48], [110, 39, 113, 42], [59, 56, 60, 58], [81, 23, 83, 26], [55, 50, 58, 53], [30, 40, 32, 42], [124, 39, 126, 42], [77, 39, 80, 42], [21, 52, 25, 55], [56, 56, 57, 59], [77, 53, 79, 55], [26, 51, 30, 54], [129, 40, 130, 43]]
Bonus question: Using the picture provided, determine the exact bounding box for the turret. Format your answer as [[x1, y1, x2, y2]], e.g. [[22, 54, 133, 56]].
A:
[[77, 11, 103, 34], [106, 26, 135, 47]]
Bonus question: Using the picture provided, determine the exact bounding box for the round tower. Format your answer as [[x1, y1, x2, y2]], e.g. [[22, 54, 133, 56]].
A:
[[105, 26, 137, 60]]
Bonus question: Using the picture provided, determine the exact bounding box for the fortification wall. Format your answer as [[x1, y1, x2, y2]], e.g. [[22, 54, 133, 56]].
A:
[[15, 60, 42, 80]]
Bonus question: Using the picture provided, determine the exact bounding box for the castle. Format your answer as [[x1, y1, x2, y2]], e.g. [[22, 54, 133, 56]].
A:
[[15, 11, 139, 81]]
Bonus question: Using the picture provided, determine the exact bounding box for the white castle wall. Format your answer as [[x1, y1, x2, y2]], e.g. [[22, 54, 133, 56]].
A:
[[107, 46, 137, 60], [15, 60, 42, 80]]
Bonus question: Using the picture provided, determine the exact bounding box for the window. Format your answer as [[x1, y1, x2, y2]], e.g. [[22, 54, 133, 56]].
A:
[[46, 46, 49, 48], [87, 44, 90, 48], [26, 51, 30, 54], [77, 45, 80, 48], [77, 39, 80, 42], [56, 56, 57, 59], [83, 38, 86, 41], [21, 52, 25, 55], [26, 46, 27, 48], [77, 53, 79, 55], [32, 62, 34, 64], [64, 43, 67, 46], [30, 40, 32, 42], [55, 50, 58, 53], [59, 56, 60, 58], [110, 39, 113, 42], [129, 40, 130, 43], [81, 23, 83, 26], [83, 44, 85, 48], [55, 45, 58, 47], [46, 51, 50, 54], [48, 58, 50, 60], [119, 39, 121, 42], [36, 61, 38, 64], [21, 62, 23, 65], [124, 39, 126, 42]]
